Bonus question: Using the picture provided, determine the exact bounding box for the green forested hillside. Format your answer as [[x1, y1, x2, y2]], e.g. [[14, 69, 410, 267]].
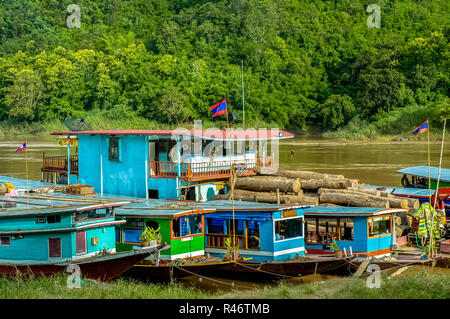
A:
[[0, 0, 448, 133]]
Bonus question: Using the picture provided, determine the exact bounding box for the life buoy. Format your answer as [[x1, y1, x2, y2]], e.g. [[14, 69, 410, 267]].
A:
[[186, 168, 194, 179]]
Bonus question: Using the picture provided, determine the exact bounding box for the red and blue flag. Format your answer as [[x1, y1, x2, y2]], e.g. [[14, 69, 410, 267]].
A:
[[413, 120, 429, 136], [16, 142, 26, 152], [210, 98, 227, 118]]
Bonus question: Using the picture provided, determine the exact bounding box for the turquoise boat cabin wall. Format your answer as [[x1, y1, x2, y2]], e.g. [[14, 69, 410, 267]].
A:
[[203, 201, 306, 262], [0, 203, 125, 263], [78, 135, 149, 198], [303, 207, 401, 258], [77, 133, 221, 200]]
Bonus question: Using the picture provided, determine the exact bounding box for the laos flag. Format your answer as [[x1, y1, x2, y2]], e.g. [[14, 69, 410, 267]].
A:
[[413, 119, 429, 136], [16, 142, 26, 152], [210, 98, 227, 118]]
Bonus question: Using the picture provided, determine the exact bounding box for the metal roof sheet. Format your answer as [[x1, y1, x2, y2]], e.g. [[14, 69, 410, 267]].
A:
[[397, 166, 450, 182], [51, 129, 294, 140], [303, 206, 406, 216]]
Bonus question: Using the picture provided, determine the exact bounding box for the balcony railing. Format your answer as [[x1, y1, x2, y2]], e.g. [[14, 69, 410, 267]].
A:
[[42, 155, 78, 175], [149, 157, 273, 181], [206, 233, 247, 249]]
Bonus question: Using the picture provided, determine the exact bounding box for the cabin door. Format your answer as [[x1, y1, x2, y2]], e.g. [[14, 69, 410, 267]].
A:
[[48, 238, 61, 258], [76, 231, 87, 255], [149, 141, 156, 175]]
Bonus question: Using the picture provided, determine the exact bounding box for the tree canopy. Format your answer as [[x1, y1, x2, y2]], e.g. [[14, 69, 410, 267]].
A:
[[0, 0, 448, 130]]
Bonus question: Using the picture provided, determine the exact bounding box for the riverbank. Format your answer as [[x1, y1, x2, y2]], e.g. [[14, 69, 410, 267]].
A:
[[322, 103, 449, 141], [0, 269, 447, 299], [0, 109, 283, 139]]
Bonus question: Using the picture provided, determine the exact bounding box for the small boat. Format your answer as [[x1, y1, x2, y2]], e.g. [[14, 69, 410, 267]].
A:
[[397, 166, 450, 189], [0, 246, 161, 282], [0, 193, 167, 281], [121, 257, 236, 282]]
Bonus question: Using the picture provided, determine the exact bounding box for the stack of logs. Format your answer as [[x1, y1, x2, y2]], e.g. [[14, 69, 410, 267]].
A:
[[213, 168, 420, 212]]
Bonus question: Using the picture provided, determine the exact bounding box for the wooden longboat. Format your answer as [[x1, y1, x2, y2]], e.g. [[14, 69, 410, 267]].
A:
[[0, 189, 170, 282], [0, 246, 163, 282], [121, 258, 236, 282], [208, 255, 354, 281]]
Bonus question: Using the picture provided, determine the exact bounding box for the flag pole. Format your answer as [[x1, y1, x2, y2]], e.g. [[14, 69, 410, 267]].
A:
[[25, 140, 29, 207], [225, 95, 230, 129], [427, 119, 431, 204], [431, 118, 446, 261], [241, 60, 245, 129]]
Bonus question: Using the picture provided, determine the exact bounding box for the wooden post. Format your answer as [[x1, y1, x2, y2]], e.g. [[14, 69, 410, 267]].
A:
[[245, 220, 248, 249], [315, 217, 319, 244], [276, 188, 280, 204], [337, 218, 341, 240]]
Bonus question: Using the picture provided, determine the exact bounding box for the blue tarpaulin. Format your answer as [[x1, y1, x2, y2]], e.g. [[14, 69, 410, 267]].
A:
[[397, 166, 450, 182]]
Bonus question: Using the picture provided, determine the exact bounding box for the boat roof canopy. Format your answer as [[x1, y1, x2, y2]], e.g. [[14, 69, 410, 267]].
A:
[[303, 206, 406, 217], [397, 166, 450, 183], [0, 203, 127, 218], [51, 129, 294, 141]]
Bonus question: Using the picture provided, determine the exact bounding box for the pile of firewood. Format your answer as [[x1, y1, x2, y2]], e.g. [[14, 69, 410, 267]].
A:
[[213, 168, 420, 210]]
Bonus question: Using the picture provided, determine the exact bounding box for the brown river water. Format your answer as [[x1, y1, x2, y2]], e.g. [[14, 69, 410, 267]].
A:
[[0, 136, 448, 186], [0, 136, 448, 290]]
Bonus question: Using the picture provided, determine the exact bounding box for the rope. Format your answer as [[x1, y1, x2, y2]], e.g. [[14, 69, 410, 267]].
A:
[[415, 232, 423, 248], [233, 257, 353, 279], [233, 261, 301, 279], [171, 265, 252, 289]]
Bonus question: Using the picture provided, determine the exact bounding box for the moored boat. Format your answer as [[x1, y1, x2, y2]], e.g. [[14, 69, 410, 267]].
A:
[[212, 255, 353, 281], [0, 191, 167, 281]]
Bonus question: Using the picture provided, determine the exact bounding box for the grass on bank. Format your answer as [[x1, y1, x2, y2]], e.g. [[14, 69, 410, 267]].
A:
[[0, 270, 448, 299]]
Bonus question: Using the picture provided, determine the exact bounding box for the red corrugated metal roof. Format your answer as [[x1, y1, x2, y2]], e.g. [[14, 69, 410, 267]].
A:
[[51, 129, 294, 140]]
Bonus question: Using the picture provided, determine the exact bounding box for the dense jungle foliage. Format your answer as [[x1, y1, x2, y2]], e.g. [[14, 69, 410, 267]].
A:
[[0, 0, 448, 132]]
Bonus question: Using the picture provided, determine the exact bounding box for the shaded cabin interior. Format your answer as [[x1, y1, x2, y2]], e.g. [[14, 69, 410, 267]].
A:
[[302, 206, 406, 258], [199, 200, 307, 262]]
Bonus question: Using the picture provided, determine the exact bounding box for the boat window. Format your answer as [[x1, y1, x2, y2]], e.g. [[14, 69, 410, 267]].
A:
[[96, 208, 112, 218], [274, 217, 303, 241], [172, 215, 203, 238], [305, 218, 319, 244], [73, 208, 112, 222], [340, 218, 354, 241], [0, 236, 11, 246], [368, 215, 392, 237], [305, 217, 354, 244], [123, 228, 142, 243], [47, 215, 61, 223], [109, 136, 121, 161], [247, 220, 260, 250], [318, 218, 338, 244], [207, 218, 224, 234]]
